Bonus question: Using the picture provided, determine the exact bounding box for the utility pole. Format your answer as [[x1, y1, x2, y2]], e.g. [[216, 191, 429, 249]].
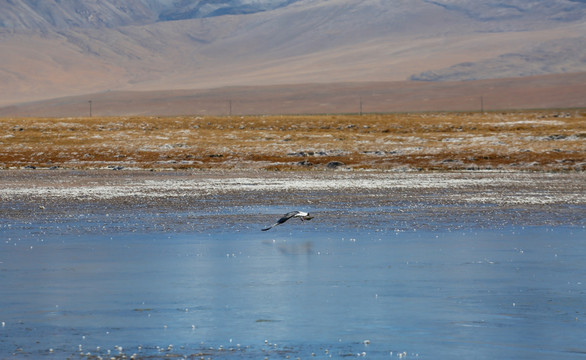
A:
[[480, 96, 484, 113], [229, 99, 232, 116], [360, 97, 363, 116], [88, 100, 92, 117]]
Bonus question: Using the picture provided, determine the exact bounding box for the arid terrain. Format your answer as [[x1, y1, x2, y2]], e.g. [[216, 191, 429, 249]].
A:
[[1, 110, 584, 172]]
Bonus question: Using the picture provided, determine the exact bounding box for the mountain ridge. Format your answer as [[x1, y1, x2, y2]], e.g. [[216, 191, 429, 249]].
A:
[[0, 0, 302, 30]]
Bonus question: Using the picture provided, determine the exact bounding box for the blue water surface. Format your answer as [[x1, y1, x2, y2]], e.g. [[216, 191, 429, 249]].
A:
[[1, 218, 585, 359]]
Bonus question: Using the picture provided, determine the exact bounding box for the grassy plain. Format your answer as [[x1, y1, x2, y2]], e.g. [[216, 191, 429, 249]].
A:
[[1, 110, 584, 171]]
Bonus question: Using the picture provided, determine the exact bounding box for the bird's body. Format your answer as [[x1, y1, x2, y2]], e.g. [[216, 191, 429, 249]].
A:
[[262, 211, 313, 231]]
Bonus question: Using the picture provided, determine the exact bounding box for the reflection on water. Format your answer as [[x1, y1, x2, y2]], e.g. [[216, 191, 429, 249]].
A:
[[1, 221, 585, 359]]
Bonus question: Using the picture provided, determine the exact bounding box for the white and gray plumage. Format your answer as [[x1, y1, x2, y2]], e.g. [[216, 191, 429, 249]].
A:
[[261, 211, 313, 231]]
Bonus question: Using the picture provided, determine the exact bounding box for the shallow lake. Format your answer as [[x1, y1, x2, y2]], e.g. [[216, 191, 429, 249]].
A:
[[1, 214, 585, 359]]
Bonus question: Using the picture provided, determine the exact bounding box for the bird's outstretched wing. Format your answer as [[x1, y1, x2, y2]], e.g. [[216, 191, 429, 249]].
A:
[[261, 211, 300, 231]]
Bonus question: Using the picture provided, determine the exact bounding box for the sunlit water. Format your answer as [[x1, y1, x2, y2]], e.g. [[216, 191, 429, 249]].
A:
[[1, 216, 585, 359]]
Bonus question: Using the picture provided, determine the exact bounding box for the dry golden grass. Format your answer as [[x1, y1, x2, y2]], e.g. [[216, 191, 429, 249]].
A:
[[1, 110, 584, 171]]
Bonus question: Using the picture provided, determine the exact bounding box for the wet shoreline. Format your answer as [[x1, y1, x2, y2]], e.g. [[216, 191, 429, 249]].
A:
[[2, 170, 585, 235]]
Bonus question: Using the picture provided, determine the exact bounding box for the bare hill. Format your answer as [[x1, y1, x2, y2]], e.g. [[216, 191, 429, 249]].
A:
[[1, 0, 585, 107]]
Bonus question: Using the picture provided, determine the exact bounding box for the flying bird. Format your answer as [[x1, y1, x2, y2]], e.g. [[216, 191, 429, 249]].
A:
[[262, 211, 313, 231]]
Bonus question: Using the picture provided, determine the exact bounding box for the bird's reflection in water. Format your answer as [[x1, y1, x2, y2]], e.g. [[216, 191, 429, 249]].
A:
[[278, 241, 313, 255], [263, 240, 314, 255]]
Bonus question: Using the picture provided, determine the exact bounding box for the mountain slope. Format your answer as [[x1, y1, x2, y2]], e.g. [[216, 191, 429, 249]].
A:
[[0, 0, 585, 106], [411, 34, 586, 81], [158, 0, 299, 21], [0, 0, 301, 29], [0, 0, 157, 30]]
